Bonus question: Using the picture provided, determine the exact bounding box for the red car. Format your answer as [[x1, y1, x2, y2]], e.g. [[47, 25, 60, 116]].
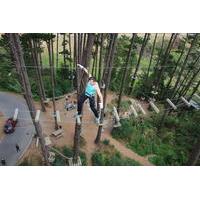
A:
[[4, 118, 18, 134]]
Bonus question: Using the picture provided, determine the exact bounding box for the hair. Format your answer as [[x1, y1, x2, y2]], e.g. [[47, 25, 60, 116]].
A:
[[89, 76, 96, 82]]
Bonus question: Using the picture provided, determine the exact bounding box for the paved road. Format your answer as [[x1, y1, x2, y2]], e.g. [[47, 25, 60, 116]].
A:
[[0, 92, 35, 166]]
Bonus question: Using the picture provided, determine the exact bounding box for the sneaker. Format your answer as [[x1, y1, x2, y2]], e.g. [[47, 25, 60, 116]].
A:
[[95, 117, 100, 124], [73, 112, 82, 118]]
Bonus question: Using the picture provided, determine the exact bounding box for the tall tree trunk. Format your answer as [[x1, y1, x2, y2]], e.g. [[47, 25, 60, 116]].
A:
[[56, 33, 59, 73], [162, 38, 187, 98], [68, 33, 72, 71], [98, 34, 104, 82], [50, 37, 58, 130], [73, 33, 95, 163], [97, 34, 104, 112], [117, 33, 136, 113], [171, 34, 199, 98], [80, 33, 95, 93], [95, 33, 118, 144], [128, 33, 149, 95], [7, 33, 50, 165], [36, 38, 46, 101], [175, 54, 200, 99], [63, 33, 67, 75], [180, 67, 200, 98], [154, 33, 178, 91], [155, 33, 165, 67], [188, 79, 200, 101], [29, 39, 46, 112], [145, 33, 157, 84]]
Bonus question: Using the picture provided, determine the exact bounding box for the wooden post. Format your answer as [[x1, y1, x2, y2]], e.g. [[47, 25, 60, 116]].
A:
[[130, 105, 138, 118], [166, 98, 177, 110], [113, 106, 121, 127], [149, 101, 160, 113], [13, 108, 19, 121], [35, 110, 41, 122], [137, 103, 146, 115], [180, 97, 191, 107]]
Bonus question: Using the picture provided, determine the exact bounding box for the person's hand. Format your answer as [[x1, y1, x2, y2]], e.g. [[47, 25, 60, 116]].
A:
[[77, 64, 84, 69], [99, 102, 103, 109]]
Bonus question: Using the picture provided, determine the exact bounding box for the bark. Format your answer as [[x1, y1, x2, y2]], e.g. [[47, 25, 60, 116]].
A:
[[175, 54, 200, 99], [80, 33, 95, 94], [162, 38, 187, 98], [180, 67, 200, 98], [63, 33, 67, 74], [98, 34, 104, 82], [7, 33, 50, 165], [154, 33, 178, 91], [56, 33, 59, 72], [68, 33, 72, 71], [117, 33, 136, 113], [188, 79, 200, 101], [50, 37, 59, 130], [95, 33, 118, 144], [73, 34, 96, 162], [171, 34, 199, 98], [128, 33, 149, 94], [29, 39, 46, 112], [145, 33, 157, 84], [155, 33, 165, 67]]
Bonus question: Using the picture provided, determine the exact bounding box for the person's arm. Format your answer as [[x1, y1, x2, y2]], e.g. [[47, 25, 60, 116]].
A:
[[96, 84, 104, 109], [77, 64, 92, 78]]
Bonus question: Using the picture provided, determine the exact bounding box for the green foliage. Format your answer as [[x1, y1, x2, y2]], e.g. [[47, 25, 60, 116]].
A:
[[102, 139, 110, 145], [111, 111, 200, 165], [111, 119, 135, 141], [0, 34, 21, 93], [91, 143, 140, 166]]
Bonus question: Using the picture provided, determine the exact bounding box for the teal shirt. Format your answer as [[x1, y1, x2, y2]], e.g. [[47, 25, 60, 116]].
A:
[[85, 82, 96, 97]]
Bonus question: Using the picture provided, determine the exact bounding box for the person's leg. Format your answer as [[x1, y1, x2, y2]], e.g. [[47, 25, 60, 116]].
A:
[[89, 96, 99, 118], [77, 94, 88, 115]]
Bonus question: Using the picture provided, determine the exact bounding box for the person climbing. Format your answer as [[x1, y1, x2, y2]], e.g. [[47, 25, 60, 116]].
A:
[[77, 64, 103, 123]]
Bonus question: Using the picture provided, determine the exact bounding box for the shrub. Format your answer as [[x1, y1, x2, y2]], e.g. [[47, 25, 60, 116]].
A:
[[111, 119, 135, 141], [103, 139, 110, 145]]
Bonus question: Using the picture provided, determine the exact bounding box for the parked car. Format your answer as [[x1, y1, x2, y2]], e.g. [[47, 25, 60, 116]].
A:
[[4, 118, 18, 134]]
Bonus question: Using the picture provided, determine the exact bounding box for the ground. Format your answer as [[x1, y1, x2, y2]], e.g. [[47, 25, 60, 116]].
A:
[[18, 91, 153, 166]]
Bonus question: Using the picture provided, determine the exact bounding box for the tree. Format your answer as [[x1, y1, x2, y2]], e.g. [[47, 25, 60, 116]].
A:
[[128, 33, 149, 95], [95, 33, 118, 144], [73, 33, 96, 163], [171, 34, 199, 98], [7, 33, 50, 165], [153, 33, 178, 93], [162, 37, 187, 98], [117, 33, 136, 113], [50, 35, 59, 130], [145, 33, 157, 85]]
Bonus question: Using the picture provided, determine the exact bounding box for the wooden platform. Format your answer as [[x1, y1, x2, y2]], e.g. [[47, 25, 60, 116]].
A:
[[51, 129, 63, 138]]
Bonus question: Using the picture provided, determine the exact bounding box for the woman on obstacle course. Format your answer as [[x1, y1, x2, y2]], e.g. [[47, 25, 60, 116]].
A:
[[77, 64, 103, 124]]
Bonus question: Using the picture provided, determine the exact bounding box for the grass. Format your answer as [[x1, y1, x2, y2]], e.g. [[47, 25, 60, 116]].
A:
[[111, 111, 199, 166], [91, 142, 140, 166]]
